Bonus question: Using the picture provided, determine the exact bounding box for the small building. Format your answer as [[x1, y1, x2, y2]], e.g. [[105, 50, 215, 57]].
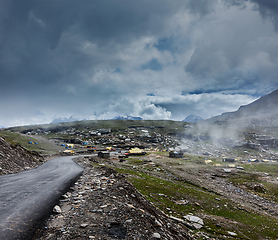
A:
[[128, 147, 146, 156], [248, 159, 259, 162], [98, 151, 110, 159], [98, 129, 111, 134], [89, 131, 98, 136], [222, 158, 235, 163], [204, 160, 212, 164], [63, 150, 75, 155], [169, 151, 184, 158]]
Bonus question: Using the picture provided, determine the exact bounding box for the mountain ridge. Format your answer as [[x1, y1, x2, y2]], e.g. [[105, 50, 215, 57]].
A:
[[112, 116, 143, 120], [182, 115, 203, 123], [205, 89, 278, 127]]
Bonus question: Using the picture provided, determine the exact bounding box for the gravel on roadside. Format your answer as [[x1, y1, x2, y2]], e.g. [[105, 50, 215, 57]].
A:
[[33, 156, 194, 240]]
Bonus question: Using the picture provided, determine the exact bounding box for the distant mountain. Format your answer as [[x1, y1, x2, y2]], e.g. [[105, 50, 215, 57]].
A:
[[206, 89, 278, 127], [50, 116, 84, 124], [237, 89, 278, 115], [112, 116, 143, 120], [182, 115, 203, 123]]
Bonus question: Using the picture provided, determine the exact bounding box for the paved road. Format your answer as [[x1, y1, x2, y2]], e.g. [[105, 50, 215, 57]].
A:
[[0, 156, 84, 240]]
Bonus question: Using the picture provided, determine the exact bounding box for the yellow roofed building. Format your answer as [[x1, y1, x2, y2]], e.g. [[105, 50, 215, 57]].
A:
[[63, 150, 75, 154]]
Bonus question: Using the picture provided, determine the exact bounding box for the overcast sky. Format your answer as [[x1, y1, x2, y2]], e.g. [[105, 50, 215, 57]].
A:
[[1, 0, 278, 127]]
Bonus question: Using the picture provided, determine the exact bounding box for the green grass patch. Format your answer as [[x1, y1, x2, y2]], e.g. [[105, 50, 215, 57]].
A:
[[0, 131, 39, 150], [126, 158, 144, 165], [0, 130, 61, 155], [242, 163, 278, 176], [113, 166, 278, 239], [262, 182, 278, 202], [185, 154, 205, 162], [229, 171, 260, 185], [228, 171, 278, 201], [150, 151, 169, 157]]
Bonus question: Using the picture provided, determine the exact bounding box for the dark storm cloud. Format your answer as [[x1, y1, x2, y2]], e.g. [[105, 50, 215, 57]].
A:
[[1, 0, 278, 127], [188, 0, 217, 15], [141, 59, 163, 71], [184, 0, 278, 96], [252, 0, 278, 31], [0, 0, 185, 96], [224, 0, 248, 7], [224, 0, 278, 31], [154, 37, 177, 53], [0, 0, 195, 126]]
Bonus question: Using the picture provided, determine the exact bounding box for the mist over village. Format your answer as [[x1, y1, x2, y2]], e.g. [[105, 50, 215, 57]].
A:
[[1, 1, 278, 239]]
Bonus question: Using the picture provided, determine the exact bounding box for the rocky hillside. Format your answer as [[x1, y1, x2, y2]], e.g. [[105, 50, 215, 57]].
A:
[[206, 89, 278, 127], [0, 136, 44, 175], [238, 89, 278, 114]]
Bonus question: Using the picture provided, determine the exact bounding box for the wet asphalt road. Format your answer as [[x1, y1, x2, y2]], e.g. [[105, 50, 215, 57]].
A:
[[0, 156, 84, 240]]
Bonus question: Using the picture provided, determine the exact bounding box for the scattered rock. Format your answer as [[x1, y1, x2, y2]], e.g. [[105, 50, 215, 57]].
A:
[[62, 194, 68, 199], [35, 159, 193, 240], [155, 219, 163, 227], [0, 136, 44, 175], [169, 216, 192, 228], [53, 205, 62, 214], [183, 215, 204, 229], [80, 223, 89, 228], [227, 231, 237, 236], [152, 232, 161, 238], [175, 199, 189, 205], [243, 182, 266, 193]]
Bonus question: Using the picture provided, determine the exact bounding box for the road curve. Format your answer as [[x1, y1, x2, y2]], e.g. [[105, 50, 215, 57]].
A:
[[0, 156, 84, 240]]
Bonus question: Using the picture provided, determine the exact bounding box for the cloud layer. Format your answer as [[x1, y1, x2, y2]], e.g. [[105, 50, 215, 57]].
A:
[[0, 0, 278, 127]]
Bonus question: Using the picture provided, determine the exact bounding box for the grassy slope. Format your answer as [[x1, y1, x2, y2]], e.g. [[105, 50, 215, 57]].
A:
[[105, 153, 278, 239], [0, 131, 62, 155], [6, 120, 188, 133]]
